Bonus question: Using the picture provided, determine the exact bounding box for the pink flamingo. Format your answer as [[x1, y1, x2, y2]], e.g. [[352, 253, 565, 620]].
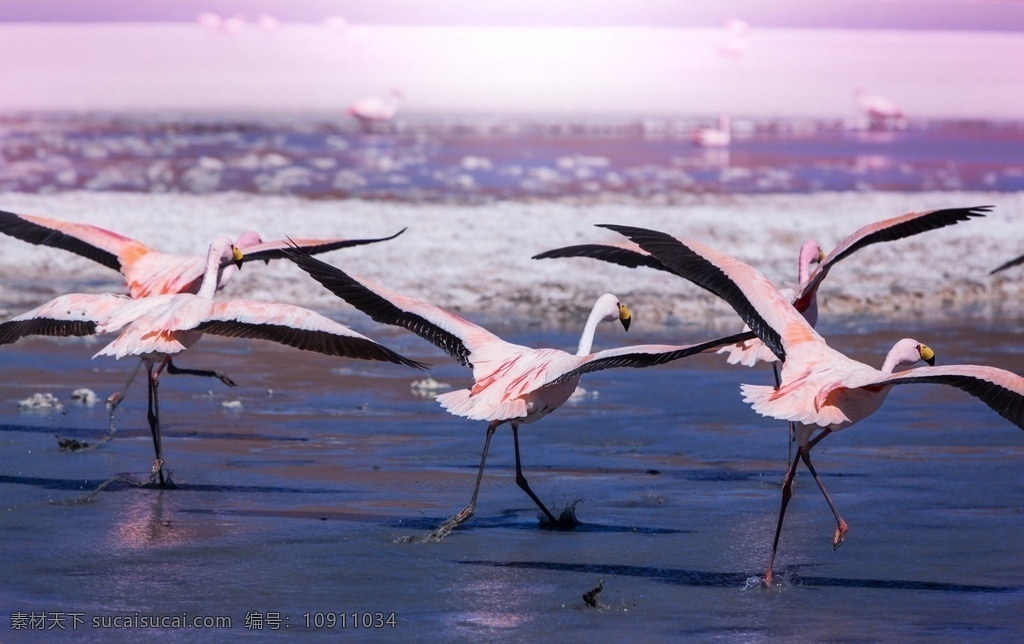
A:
[[691, 115, 731, 148], [284, 249, 754, 539], [535, 207, 987, 459], [347, 89, 403, 132], [853, 84, 905, 129], [600, 224, 1024, 585], [0, 238, 423, 486], [0, 208, 405, 400], [535, 206, 987, 367]]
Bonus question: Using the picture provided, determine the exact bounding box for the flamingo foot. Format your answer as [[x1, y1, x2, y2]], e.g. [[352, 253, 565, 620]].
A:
[[539, 499, 581, 530], [149, 459, 175, 489], [832, 519, 849, 550], [425, 504, 474, 542]]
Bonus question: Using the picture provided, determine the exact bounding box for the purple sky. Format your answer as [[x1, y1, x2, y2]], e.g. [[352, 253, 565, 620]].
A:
[[1, 0, 1023, 31]]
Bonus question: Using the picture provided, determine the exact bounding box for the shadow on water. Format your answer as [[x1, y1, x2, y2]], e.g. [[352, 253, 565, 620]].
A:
[[458, 560, 1020, 593], [0, 474, 343, 495], [0, 423, 310, 443]]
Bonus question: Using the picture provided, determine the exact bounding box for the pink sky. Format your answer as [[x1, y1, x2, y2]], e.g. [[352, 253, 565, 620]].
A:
[[1, 21, 1021, 118]]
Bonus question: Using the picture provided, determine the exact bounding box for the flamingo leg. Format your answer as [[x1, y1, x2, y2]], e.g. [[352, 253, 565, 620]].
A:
[[799, 429, 847, 548], [773, 363, 797, 469], [146, 358, 174, 488], [426, 420, 500, 541], [165, 359, 237, 387], [764, 443, 803, 586], [511, 422, 570, 527], [106, 360, 144, 414]]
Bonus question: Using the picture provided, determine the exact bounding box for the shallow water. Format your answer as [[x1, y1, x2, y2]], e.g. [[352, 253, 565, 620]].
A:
[[1, 323, 1022, 640]]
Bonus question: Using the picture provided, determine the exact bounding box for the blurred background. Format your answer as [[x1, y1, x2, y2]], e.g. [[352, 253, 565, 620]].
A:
[[1, 0, 1022, 200]]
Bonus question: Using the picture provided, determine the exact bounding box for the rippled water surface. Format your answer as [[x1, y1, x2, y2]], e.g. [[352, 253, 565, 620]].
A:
[[2, 323, 1022, 640]]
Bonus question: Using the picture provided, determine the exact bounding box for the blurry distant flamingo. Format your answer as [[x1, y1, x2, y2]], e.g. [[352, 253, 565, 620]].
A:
[[348, 89, 403, 132], [0, 208, 405, 405], [285, 249, 755, 539], [692, 115, 731, 148], [718, 18, 752, 60], [196, 13, 222, 31], [854, 85, 905, 130], [599, 224, 1024, 585], [0, 238, 423, 486], [256, 14, 280, 33], [221, 14, 247, 36]]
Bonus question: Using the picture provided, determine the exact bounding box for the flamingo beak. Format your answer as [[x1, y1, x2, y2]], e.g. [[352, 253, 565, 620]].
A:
[[618, 303, 631, 331], [817, 248, 826, 264], [919, 343, 936, 366], [232, 246, 244, 270]]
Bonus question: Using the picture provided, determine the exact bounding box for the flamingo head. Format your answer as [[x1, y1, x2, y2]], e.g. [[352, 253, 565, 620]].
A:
[[884, 338, 936, 372], [595, 293, 632, 331]]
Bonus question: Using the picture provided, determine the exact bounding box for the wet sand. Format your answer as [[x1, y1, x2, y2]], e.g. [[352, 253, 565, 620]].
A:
[[2, 323, 1022, 639]]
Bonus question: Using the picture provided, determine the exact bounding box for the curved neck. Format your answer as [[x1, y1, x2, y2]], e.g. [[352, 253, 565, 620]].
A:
[[197, 245, 228, 300], [577, 302, 608, 356]]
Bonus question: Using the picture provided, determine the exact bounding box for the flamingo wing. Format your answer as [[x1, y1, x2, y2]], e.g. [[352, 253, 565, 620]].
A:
[[532, 243, 671, 272], [235, 228, 407, 264], [547, 330, 757, 385], [0, 210, 156, 273], [284, 250, 515, 369], [793, 206, 989, 311], [599, 224, 805, 362], [990, 252, 1024, 276], [872, 364, 1024, 430], [195, 300, 425, 369], [0, 293, 131, 344]]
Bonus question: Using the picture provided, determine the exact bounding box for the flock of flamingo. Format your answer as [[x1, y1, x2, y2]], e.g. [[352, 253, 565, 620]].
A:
[[1, 205, 1022, 585]]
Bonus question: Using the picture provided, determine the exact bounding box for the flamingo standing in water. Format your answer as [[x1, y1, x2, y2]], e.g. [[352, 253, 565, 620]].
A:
[[284, 249, 754, 540], [0, 208, 405, 402], [0, 238, 423, 486], [854, 85, 905, 130], [347, 89, 403, 132], [691, 116, 731, 148], [599, 224, 1024, 585], [535, 207, 988, 459]]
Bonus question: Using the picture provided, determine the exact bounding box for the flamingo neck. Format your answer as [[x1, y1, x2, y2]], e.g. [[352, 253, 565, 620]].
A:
[[576, 302, 608, 356], [197, 241, 232, 299], [880, 339, 921, 373]]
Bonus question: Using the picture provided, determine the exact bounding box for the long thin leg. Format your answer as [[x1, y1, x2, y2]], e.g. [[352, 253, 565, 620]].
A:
[[166, 359, 237, 387], [511, 422, 562, 526], [800, 449, 848, 549], [773, 364, 797, 468], [799, 428, 846, 548], [426, 421, 500, 541], [146, 358, 173, 488], [764, 443, 802, 586], [107, 360, 144, 414]]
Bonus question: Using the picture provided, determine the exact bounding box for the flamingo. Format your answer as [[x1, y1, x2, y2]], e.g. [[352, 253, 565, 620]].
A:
[[853, 85, 905, 130], [535, 206, 987, 365], [283, 249, 755, 539], [692, 115, 731, 148], [535, 207, 988, 460], [599, 224, 1024, 585], [0, 208, 406, 402], [0, 238, 424, 486], [347, 90, 403, 132], [990, 252, 1024, 275]]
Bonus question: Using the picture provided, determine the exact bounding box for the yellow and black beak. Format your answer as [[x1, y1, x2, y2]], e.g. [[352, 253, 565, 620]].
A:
[[618, 302, 631, 331], [919, 343, 936, 366], [232, 245, 244, 270], [817, 248, 826, 264]]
